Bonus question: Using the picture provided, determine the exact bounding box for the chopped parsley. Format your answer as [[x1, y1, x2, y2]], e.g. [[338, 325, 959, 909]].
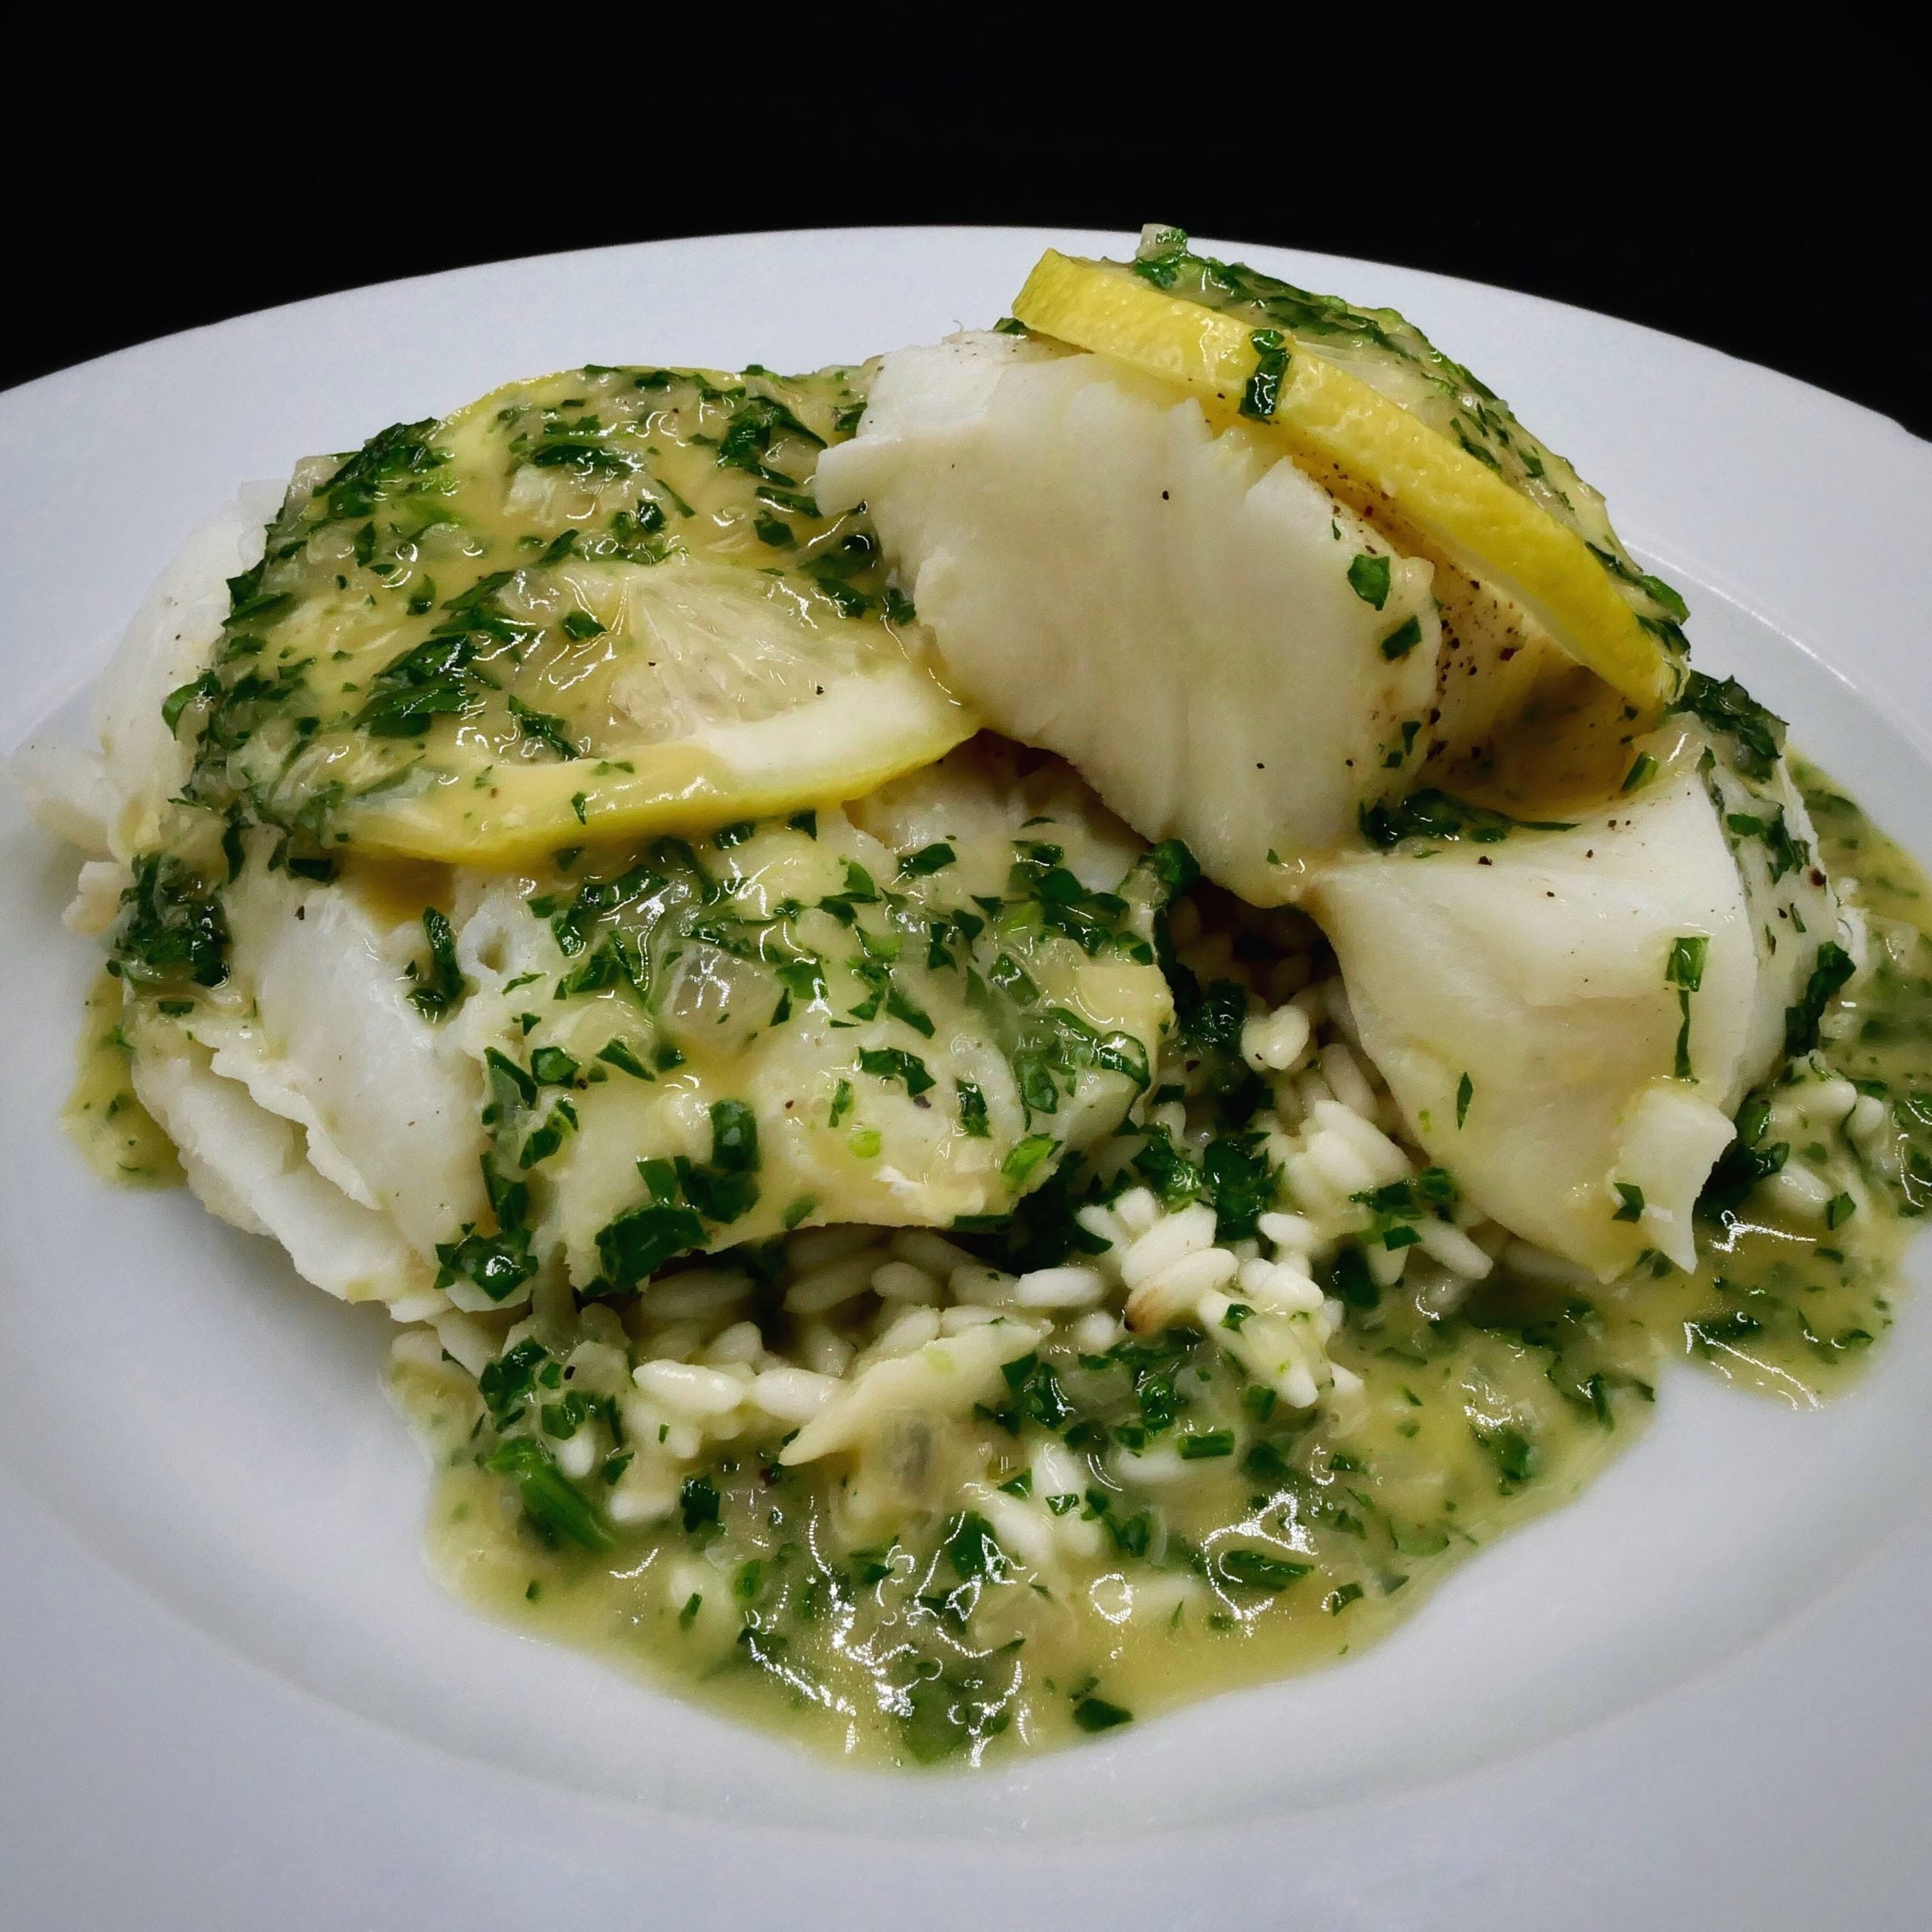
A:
[[1785, 942, 1855, 1057], [1670, 671, 1784, 781], [1380, 614, 1423, 661], [1358, 789, 1574, 850], [506, 694, 580, 760], [109, 854, 229, 990], [1071, 1694, 1134, 1734], [407, 907, 469, 1021], [1239, 328, 1289, 422], [1346, 552, 1392, 609], [858, 1047, 935, 1097]]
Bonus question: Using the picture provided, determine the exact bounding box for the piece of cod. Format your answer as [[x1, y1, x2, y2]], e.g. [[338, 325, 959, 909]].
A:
[[824, 331, 1848, 1278]]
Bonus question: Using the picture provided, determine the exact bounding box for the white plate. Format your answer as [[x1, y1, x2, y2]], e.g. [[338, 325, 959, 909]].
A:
[[2, 228, 1929, 1930]]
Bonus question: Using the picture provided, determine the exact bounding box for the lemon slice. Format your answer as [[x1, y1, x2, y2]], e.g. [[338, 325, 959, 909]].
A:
[[333, 558, 974, 865], [168, 365, 975, 869], [1011, 245, 1683, 712]]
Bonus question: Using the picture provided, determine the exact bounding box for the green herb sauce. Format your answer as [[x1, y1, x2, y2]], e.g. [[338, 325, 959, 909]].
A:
[[392, 761, 1932, 1768], [63, 970, 181, 1187]]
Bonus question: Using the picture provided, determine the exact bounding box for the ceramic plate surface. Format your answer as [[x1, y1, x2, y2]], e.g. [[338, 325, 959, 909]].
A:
[[2, 228, 1928, 1930]]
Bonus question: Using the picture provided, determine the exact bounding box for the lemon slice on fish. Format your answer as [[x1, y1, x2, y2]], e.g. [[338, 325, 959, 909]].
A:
[[173, 363, 976, 869], [334, 557, 977, 866], [1011, 246, 1683, 713]]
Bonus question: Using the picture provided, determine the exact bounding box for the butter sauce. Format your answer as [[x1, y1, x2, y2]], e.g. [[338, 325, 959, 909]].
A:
[[392, 763, 1931, 1767], [63, 969, 180, 1187]]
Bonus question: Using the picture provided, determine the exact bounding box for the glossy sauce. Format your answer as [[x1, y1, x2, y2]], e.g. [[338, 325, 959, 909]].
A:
[[395, 762, 1932, 1767], [63, 970, 180, 1186]]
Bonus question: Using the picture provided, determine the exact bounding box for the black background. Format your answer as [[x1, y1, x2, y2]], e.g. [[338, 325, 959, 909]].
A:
[[5, 115, 1925, 435]]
